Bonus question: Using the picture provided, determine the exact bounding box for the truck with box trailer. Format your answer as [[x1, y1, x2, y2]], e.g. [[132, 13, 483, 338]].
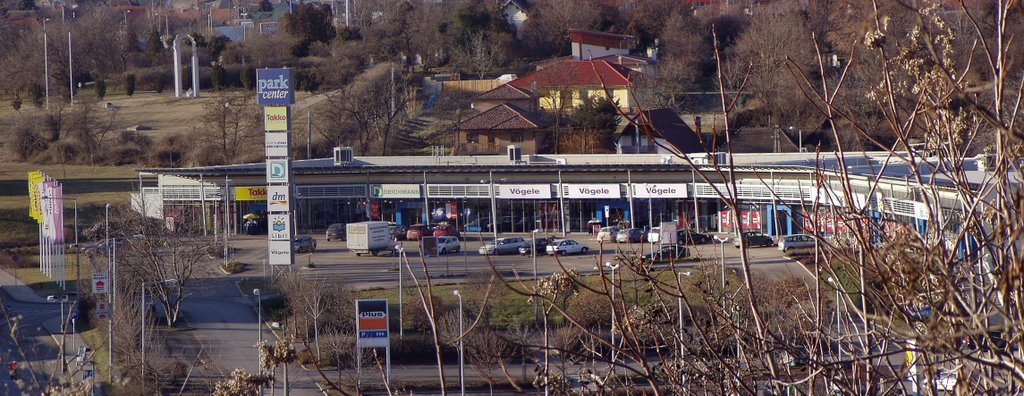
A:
[[346, 221, 395, 256]]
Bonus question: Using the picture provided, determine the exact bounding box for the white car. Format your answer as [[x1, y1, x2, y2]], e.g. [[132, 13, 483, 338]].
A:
[[778, 234, 816, 252], [436, 236, 461, 255], [546, 239, 589, 255], [596, 226, 621, 242], [934, 368, 958, 391]]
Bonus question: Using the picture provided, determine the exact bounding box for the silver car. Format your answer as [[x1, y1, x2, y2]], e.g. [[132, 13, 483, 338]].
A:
[[778, 234, 815, 252], [479, 237, 530, 255]]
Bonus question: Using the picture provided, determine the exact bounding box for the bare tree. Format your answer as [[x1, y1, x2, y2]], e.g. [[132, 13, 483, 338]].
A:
[[320, 63, 410, 155]]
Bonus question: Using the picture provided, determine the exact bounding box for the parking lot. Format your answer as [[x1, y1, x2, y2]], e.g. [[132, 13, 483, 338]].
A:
[[223, 232, 807, 289]]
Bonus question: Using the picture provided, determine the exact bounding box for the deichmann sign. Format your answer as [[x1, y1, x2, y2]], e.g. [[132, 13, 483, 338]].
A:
[[371, 184, 420, 198], [561, 184, 621, 199], [264, 106, 291, 131], [265, 133, 289, 157], [235, 186, 267, 201], [256, 68, 294, 106], [499, 184, 552, 199], [631, 183, 689, 199], [356, 299, 389, 348], [268, 240, 293, 266], [266, 159, 290, 182], [268, 213, 292, 241], [267, 185, 290, 212]]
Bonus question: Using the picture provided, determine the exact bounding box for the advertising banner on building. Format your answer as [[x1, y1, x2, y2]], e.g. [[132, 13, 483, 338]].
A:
[[266, 159, 290, 183], [631, 183, 688, 199], [267, 185, 290, 212], [268, 213, 292, 241], [256, 68, 294, 106], [499, 184, 552, 199], [268, 240, 293, 265], [561, 184, 621, 199], [370, 184, 421, 198], [265, 133, 289, 157], [356, 299, 389, 348], [263, 106, 291, 131], [235, 186, 268, 201]]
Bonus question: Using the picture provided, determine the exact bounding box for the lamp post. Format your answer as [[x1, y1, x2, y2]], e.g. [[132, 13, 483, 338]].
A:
[[104, 203, 112, 382], [677, 271, 691, 360], [42, 18, 50, 109], [714, 235, 729, 291], [123, 10, 130, 28], [396, 246, 405, 338], [254, 288, 262, 347], [452, 289, 464, 396], [605, 261, 619, 369], [531, 228, 540, 320], [141, 279, 177, 380]]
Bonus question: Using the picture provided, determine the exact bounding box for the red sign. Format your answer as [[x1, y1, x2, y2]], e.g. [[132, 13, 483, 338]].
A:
[[370, 201, 381, 220]]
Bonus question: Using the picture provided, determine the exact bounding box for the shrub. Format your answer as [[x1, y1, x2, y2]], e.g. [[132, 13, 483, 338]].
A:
[[221, 261, 246, 273], [10, 95, 21, 110], [95, 80, 107, 99], [8, 123, 47, 161], [124, 73, 136, 96], [211, 64, 225, 90], [28, 83, 44, 107], [155, 74, 167, 93], [240, 66, 256, 90]]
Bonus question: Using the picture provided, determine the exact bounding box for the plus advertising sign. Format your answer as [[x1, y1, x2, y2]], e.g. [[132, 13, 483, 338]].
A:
[[356, 299, 389, 348], [256, 68, 294, 106], [92, 273, 109, 294], [96, 302, 110, 319]]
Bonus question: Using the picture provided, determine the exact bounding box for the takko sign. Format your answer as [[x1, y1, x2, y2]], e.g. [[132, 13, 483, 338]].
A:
[[631, 183, 688, 199], [499, 184, 551, 199], [263, 106, 290, 131], [561, 184, 621, 199], [235, 186, 267, 201]]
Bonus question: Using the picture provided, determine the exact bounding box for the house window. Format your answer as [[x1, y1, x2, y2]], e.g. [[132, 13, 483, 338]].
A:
[[467, 134, 479, 143], [487, 135, 495, 144], [511, 133, 524, 143]]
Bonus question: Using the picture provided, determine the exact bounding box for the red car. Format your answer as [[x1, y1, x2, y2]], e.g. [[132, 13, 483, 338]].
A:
[[432, 224, 461, 238], [406, 224, 430, 240]]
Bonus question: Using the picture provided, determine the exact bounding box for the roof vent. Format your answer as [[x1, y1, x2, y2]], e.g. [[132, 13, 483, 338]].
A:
[[507, 145, 523, 164], [333, 147, 353, 165]]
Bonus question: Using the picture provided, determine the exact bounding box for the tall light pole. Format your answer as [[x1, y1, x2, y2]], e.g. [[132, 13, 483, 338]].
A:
[[142, 279, 177, 379], [452, 289, 464, 396], [396, 246, 405, 338], [677, 271, 690, 360], [254, 288, 262, 347], [714, 235, 729, 291], [605, 261, 619, 369], [828, 276, 842, 360], [104, 203, 112, 382], [68, 31, 73, 105], [531, 228, 540, 320], [42, 18, 50, 109]]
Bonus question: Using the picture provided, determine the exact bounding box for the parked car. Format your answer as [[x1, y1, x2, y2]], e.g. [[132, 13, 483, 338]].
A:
[[325, 223, 346, 241], [596, 226, 621, 242], [677, 230, 710, 244], [778, 234, 815, 252], [734, 231, 775, 248], [546, 239, 589, 255], [615, 228, 644, 243], [479, 237, 531, 255], [292, 235, 318, 253], [388, 224, 408, 241], [642, 245, 692, 263], [436, 236, 461, 254], [433, 224, 461, 238], [406, 224, 430, 240], [647, 227, 661, 244], [519, 237, 552, 255], [934, 369, 958, 391]]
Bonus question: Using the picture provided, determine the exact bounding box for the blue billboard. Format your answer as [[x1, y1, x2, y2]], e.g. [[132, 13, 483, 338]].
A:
[[256, 68, 295, 106]]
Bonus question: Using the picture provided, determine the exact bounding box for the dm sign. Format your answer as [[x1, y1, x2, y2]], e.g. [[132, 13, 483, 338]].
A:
[[256, 68, 294, 106], [356, 299, 389, 348]]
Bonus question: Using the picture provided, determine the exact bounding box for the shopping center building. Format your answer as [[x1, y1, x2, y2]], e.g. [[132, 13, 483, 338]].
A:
[[134, 151, 980, 239]]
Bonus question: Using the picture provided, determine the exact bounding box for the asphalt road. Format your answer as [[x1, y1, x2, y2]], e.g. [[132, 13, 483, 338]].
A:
[[0, 287, 89, 395]]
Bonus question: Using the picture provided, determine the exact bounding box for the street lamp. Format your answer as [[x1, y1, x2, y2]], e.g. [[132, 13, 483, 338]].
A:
[[677, 271, 692, 360], [713, 235, 729, 291], [141, 278, 177, 379], [254, 288, 262, 347], [604, 261, 619, 369], [42, 18, 50, 109], [531, 228, 540, 320], [396, 246, 405, 338], [123, 10, 130, 28], [452, 289, 464, 396], [104, 203, 112, 382]]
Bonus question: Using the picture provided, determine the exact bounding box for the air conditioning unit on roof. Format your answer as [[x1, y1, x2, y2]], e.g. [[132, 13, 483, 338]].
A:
[[333, 147, 353, 165]]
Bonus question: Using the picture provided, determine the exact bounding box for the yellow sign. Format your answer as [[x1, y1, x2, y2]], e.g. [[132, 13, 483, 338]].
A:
[[235, 186, 268, 201], [28, 171, 44, 223], [263, 106, 290, 131]]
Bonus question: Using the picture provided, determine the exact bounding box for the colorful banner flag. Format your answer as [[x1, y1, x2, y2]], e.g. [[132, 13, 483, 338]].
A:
[[27, 171, 44, 222], [52, 182, 64, 244]]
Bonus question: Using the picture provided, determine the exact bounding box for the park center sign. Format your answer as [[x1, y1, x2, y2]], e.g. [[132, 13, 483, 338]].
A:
[[256, 68, 295, 106]]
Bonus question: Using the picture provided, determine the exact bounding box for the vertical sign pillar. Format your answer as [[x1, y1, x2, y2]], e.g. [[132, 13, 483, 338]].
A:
[[257, 68, 296, 266]]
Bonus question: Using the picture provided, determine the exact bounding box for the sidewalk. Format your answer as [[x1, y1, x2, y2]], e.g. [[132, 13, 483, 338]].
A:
[[0, 268, 49, 304]]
